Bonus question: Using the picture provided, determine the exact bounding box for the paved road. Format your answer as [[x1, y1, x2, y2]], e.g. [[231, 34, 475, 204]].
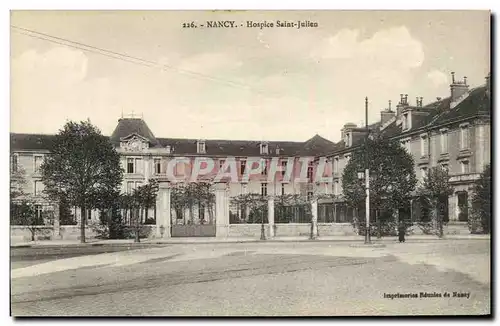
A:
[[10, 241, 491, 316]]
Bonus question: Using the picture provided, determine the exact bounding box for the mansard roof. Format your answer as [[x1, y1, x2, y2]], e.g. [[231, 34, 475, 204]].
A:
[[155, 138, 305, 156], [379, 85, 489, 139], [10, 130, 335, 157], [428, 85, 490, 126], [10, 133, 55, 151], [110, 118, 160, 147]]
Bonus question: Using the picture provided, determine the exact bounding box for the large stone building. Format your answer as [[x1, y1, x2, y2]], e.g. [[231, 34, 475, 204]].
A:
[[10, 72, 491, 239]]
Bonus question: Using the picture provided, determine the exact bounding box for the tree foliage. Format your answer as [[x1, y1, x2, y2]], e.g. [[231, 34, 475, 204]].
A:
[[41, 120, 123, 243], [130, 179, 160, 242], [10, 165, 28, 201], [171, 182, 215, 224], [469, 164, 491, 234], [230, 193, 268, 224], [417, 166, 453, 238], [11, 199, 52, 241], [342, 136, 417, 235]]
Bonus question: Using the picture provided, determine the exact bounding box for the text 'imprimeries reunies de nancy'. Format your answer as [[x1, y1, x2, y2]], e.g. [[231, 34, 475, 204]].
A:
[[384, 292, 471, 299]]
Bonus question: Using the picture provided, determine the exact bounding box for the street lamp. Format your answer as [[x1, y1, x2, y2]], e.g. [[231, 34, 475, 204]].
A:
[[364, 97, 371, 244]]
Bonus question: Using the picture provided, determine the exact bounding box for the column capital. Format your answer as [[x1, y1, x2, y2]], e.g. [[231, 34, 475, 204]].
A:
[[158, 180, 171, 189], [214, 182, 228, 191]]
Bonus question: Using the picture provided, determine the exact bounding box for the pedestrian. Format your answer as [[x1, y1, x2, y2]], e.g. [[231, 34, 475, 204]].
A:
[[398, 222, 406, 243]]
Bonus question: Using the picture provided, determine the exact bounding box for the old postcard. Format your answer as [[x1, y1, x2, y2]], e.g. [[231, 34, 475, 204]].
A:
[[9, 10, 491, 317]]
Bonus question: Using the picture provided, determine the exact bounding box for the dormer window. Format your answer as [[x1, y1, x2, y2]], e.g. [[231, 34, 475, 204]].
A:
[[260, 142, 268, 155], [197, 140, 206, 154], [344, 132, 352, 147], [165, 145, 172, 154], [402, 112, 411, 131]]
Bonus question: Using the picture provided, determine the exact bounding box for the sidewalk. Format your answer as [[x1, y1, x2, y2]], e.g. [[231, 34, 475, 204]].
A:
[[10, 234, 490, 248]]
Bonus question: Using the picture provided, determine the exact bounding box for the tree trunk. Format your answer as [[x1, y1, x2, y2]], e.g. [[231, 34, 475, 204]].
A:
[[135, 207, 141, 243], [80, 206, 86, 243], [376, 210, 382, 239]]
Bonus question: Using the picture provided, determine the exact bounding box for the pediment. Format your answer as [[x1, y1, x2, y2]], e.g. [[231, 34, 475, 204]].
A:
[[120, 133, 150, 151]]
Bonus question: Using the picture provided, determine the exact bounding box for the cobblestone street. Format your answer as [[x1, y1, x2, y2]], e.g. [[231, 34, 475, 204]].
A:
[[10, 240, 490, 316]]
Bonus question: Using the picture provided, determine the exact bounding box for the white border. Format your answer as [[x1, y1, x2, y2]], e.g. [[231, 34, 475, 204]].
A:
[[2, 2, 497, 326]]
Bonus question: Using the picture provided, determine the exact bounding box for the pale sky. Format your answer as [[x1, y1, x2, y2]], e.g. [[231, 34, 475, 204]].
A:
[[10, 10, 490, 142]]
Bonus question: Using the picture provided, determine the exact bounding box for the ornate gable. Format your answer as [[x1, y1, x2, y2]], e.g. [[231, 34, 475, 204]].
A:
[[120, 133, 150, 152]]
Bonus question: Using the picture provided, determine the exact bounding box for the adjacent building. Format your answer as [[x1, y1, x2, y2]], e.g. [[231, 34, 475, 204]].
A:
[[10, 72, 491, 237]]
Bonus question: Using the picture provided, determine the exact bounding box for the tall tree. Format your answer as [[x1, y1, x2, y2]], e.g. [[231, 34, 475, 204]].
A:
[[41, 120, 123, 243], [342, 136, 417, 236], [131, 179, 159, 242], [470, 164, 491, 234], [417, 166, 453, 238]]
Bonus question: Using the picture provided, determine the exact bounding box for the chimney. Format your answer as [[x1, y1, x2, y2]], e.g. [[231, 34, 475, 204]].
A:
[[450, 71, 470, 101], [341, 123, 357, 146], [381, 100, 395, 125], [396, 93, 409, 116]]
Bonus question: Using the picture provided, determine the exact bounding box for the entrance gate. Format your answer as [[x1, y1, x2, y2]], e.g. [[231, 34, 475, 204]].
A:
[[170, 203, 216, 237]]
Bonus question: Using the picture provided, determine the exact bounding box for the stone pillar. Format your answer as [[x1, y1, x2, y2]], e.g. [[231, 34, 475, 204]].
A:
[[477, 124, 485, 171], [144, 156, 150, 183], [155, 181, 171, 238], [311, 199, 318, 239], [215, 183, 229, 238], [268, 196, 275, 237], [448, 192, 458, 221], [52, 203, 61, 240]]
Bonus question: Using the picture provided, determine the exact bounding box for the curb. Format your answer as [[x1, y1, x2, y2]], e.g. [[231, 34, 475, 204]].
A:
[[10, 236, 490, 248]]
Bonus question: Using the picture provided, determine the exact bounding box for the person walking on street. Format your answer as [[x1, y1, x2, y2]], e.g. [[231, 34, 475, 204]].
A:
[[398, 221, 406, 243]]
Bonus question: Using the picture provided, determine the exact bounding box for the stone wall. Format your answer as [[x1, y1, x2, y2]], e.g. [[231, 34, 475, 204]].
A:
[[227, 223, 358, 238], [10, 225, 156, 242]]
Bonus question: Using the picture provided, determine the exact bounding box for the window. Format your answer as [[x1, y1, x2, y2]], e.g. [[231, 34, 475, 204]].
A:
[[87, 209, 92, 220], [281, 183, 285, 195], [261, 183, 267, 196], [127, 158, 134, 173], [333, 180, 339, 195], [344, 133, 351, 147], [11, 154, 18, 172], [197, 140, 206, 154], [307, 166, 314, 183], [420, 135, 428, 157], [165, 145, 172, 154], [219, 159, 225, 170], [307, 191, 313, 201], [261, 159, 267, 175], [333, 157, 339, 174], [281, 160, 287, 177], [126, 158, 143, 174], [35, 205, 43, 220], [460, 125, 470, 150], [402, 113, 409, 130], [420, 167, 428, 181], [260, 143, 268, 155], [127, 181, 134, 194], [440, 129, 449, 154], [344, 154, 351, 166], [154, 158, 161, 174], [461, 160, 470, 174], [34, 180, 42, 196], [34, 155, 43, 173], [240, 160, 246, 175]]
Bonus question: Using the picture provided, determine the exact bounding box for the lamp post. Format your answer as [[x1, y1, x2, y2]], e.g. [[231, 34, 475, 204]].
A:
[[364, 96, 371, 244]]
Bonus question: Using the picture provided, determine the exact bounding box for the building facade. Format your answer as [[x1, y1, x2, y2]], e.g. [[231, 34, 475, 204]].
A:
[[10, 72, 491, 237]]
